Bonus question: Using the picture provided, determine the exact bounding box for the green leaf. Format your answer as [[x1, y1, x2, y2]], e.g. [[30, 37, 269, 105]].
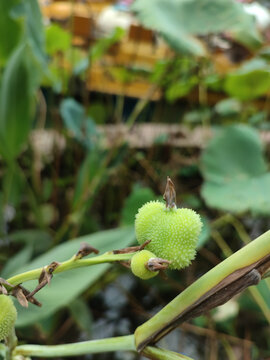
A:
[[0, 0, 22, 65], [21, 0, 46, 63], [2, 164, 24, 207], [90, 27, 125, 62], [45, 24, 71, 55], [224, 60, 270, 100], [9, 229, 52, 253], [15, 227, 135, 327], [10, 0, 46, 80], [165, 76, 197, 102], [0, 44, 33, 161], [121, 185, 157, 226], [214, 98, 242, 117], [1, 245, 33, 279], [0, 1, 46, 160], [201, 124, 270, 214], [60, 98, 98, 149], [132, 0, 261, 55], [68, 298, 93, 335]]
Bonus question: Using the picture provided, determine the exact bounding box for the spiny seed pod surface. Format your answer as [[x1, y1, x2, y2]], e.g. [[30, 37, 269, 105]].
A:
[[0, 295, 17, 340], [135, 201, 202, 270], [131, 249, 159, 280]]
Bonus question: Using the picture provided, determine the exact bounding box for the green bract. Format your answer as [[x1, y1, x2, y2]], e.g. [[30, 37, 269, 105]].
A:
[[135, 201, 202, 270], [131, 250, 159, 280], [0, 295, 17, 340]]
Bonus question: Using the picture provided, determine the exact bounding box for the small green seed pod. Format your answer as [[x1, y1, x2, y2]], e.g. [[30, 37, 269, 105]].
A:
[[131, 250, 159, 280], [0, 295, 17, 341], [135, 201, 202, 270]]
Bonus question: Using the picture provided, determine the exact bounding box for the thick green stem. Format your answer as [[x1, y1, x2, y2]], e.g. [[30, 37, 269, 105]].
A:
[[143, 346, 193, 360], [13, 335, 136, 357], [7, 252, 134, 286]]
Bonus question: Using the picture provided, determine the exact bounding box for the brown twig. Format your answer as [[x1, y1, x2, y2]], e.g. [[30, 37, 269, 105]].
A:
[[113, 240, 151, 254]]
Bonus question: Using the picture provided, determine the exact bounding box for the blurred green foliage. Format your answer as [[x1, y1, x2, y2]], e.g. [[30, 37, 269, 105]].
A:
[[132, 0, 262, 55], [201, 124, 270, 214], [1, 0, 270, 358]]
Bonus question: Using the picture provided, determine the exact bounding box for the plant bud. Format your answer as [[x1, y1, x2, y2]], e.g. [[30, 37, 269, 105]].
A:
[[131, 250, 159, 280]]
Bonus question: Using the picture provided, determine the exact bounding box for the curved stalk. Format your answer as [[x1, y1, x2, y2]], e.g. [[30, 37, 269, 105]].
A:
[[7, 252, 134, 286], [13, 335, 136, 357]]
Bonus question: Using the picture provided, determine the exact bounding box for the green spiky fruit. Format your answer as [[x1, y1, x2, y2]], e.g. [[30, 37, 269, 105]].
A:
[[0, 295, 17, 340], [131, 250, 159, 280], [135, 201, 202, 270]]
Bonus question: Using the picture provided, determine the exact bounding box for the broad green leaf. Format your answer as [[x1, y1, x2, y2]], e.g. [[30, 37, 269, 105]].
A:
[[214, 98, 242, 117], [2, 164, 24, 207], [45, 24, 71, 55], [132, 0, 261, 56], [9, 0, 46, 82], [15, 227, 135, 327], [201, 124, 270, 214], [9, 229, 53, 253], [224, 60, 270, 100], [60, 98, 98, 149], [0, 1, 45, 160], [21, 0, 45, 63], [0, 0, 22, 65], [68, 298, 93, 335], [1, 245, 33, 279], [0, 44, 33, 160]]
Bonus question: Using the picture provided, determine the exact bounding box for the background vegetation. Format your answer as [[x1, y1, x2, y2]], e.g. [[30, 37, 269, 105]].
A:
[[1, 0, 270, 359]]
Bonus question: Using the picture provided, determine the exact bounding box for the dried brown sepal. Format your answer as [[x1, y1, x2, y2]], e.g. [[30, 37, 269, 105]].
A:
[[46, 261, 60, 275], [113, 240, 151, 254], [19, 285, 42, 307], [0, 278, 14, 288], [12, 285, 41, 308], [0, 278, 15, 295], [0, 285, 8, 295], [27, 271, 51, 299], [146, 258, 171, 272], [12, 286, 29, 308], [26, 261, 60, 299], [163, 176, 176, 208], [75, 243, 99, 259]]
